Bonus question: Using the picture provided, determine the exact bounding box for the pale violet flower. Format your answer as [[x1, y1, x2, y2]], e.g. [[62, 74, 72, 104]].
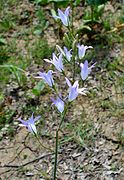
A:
[[80, 60, 96, 80], [51, 96, 64, 113], [77, 44, 93, 59], [65, 77, 87, 101], [45, 53, 64, 72], [18, 113, 41, 134], [64, 46, 72, 62], [38, 70, 54, 87], [53, 7, 70, 26]]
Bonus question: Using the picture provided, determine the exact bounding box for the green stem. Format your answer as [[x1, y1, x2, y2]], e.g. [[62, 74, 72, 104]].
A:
[[53, 130, 59, 180], [91, 5, 94, 24], [67, 2, 77, 83], [72, 42, 78, 83], [70, 0, 74, 35], [68, 25, 74, 40], [59, 103, 69, 130], [53, 103, 69, 179], [11, 67, 21, 87], [72, 57, 76, 83]]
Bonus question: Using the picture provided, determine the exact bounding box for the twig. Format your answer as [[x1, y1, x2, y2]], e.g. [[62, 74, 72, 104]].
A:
[[0, 169, 13, 176], [0, 152, 54, 169]]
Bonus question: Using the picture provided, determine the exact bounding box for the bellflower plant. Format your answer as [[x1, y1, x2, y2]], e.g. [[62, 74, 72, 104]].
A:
[[38, 70, 54, 87], [53, 7, 70, 26], [18, 113, 41, 135], [45, 53, 64, 72], [18, 6, 96, 180], [77, 44, 93, 59]]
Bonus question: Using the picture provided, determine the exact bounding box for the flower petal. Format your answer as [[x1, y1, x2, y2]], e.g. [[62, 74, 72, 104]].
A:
[[65, 77, 71, 87], [73, 80, 79, 88], [18, 113, 41, 135], [38, 70, 54, 87], [44, 58, 53, 64], [18, 118, 28, 126], [34, 116, 41, 122], [28, 123, 37, 134], [51, 96, 64, 113], [65, 7, 70, 17], [52, 15, 60, 20], [80, 61, 89, 80], [78, 88, 87, 95], [64, 47, 72, 61], [68, 86, 78, 101], [77, 44, 93, 59], [58, 9, 68, 26]]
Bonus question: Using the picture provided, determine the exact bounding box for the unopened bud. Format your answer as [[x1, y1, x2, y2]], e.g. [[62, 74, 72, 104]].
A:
[[63, 33, 70, 47]]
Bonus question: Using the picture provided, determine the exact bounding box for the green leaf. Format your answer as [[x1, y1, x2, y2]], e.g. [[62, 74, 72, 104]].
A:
[[86, 0, 108, 6], [63, 33, 71, 47], [34, 29, 43, 35], [35, 0, 48, 5], [74, 0, 81, 6], [51, 9, 57, 17], [0, 38, 7, 46], [32, 80, 45, 96], [76, 25, 92, 35]]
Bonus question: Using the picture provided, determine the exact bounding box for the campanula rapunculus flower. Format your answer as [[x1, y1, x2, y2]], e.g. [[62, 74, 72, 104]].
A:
[[64, 46, 72, 62], [51, 96, 64, 113], [45, 53, 64, 72], [80, 60, 95, 80], [65, 77, 87, 101], [38, 70, 54, 87], [53, 7, 70, 26], [18, 113, 41, 134], [77, 44, 93, 59]]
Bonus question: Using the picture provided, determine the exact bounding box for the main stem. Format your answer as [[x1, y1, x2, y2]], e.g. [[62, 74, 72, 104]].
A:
[[73, 56, 76, 83], [70, 0, 74, 35], [53, 105, 68, 180], [53, 130, 59, 180]]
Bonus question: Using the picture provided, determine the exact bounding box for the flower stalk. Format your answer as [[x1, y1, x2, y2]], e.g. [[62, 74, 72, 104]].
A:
[[53, 103, 69, 180]]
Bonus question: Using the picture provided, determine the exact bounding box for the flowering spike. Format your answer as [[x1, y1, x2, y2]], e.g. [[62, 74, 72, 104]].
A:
[[18, 113, 41, 134], [38, 70, 54, 87]]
